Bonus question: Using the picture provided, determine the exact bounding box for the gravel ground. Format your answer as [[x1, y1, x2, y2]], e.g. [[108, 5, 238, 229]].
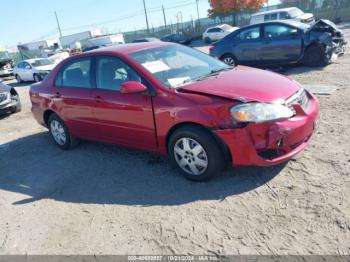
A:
[[0, 27, 349, 255]]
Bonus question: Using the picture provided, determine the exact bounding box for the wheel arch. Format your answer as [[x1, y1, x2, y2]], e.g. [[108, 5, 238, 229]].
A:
[[43, 109, 57, 126]]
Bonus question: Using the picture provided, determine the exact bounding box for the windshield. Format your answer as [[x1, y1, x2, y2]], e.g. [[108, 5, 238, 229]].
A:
[[130, 45, 231, 88], [289, 8, 304, 18], [31, 59, 53, 67]]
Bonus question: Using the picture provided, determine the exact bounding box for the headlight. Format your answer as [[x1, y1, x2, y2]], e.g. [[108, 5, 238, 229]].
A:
[[230, 103, 294, 123]]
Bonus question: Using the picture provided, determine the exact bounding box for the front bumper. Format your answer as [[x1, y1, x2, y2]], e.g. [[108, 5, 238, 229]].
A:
[[214, 92, 320, 166], [0, 93, 20, 113], [0, 68, 13, 76]]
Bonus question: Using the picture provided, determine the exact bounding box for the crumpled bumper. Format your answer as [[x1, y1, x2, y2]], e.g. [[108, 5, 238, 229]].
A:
[[214, 92, 320, 166]]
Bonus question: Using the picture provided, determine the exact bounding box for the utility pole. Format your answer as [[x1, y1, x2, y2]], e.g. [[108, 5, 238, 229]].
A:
[[195, 0, 200, 27], [142, 0, 150, 34], [162, 5, 167, 31], [54, 11, 63, 38]]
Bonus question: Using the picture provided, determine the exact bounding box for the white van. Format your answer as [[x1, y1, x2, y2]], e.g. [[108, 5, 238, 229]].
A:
[[250, 7, 314, 25]]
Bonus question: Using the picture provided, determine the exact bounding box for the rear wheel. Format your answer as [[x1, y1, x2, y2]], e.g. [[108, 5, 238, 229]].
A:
[[221, 54, 238, 66], [48, 113, 79, 150], [168, 126, 225, 181], [204, 37, 212, 44], [303, 45, 329, 67], [33, 74, 41, 82]]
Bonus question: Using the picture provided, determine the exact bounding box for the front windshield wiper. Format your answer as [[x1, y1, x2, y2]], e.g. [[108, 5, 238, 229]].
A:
[[174, 66, 233, 89]]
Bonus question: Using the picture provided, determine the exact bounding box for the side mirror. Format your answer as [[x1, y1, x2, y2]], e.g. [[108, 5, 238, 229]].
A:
[[120, 81, 148, 94], [290, 29, 298, 36], [25, 65, 31, 69]]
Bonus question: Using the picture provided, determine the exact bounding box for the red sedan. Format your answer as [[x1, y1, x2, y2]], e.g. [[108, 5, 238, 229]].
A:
[[30, 42, 319, 181]]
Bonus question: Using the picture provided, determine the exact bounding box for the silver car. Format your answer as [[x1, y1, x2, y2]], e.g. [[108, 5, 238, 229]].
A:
[[0, 79, 21, 114]]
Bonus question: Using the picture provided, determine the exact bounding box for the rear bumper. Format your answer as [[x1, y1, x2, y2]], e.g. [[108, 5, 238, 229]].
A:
[[214, 92, 320, 166]]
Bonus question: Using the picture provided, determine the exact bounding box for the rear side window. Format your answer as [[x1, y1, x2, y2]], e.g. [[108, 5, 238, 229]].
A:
[[279, 12, 290, 20], [207, 28, 221, 33], [55, 58, 91, 88], [264, 13, 278, 21], [264, 25, 298, 40], [236, 26, 261, 41]]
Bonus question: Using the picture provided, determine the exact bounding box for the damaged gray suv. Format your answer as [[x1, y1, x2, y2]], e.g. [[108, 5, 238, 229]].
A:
[[210, 19, 346, 67], [0, 79, 21, 115]]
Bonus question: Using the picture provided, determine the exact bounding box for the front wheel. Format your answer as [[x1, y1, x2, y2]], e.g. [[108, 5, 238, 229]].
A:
[[15, 74, 22, 83], [303, 45, 329, 67], [168, 126, 225, 181], [48, 113, 79, 150]]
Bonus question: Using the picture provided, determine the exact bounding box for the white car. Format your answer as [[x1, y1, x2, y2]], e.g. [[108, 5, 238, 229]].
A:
[[203, 24, 239, 43], [13, 58, 56, 83], [250, 7, 315, 25]]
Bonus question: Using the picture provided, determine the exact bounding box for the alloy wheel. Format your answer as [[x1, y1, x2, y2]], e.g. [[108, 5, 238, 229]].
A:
[[50, 120, 66, 146], [174, 137, 208, 176], [223, 57, 235, 66]]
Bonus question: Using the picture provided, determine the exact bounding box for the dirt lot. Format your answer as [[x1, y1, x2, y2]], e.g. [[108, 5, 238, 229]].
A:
[[1, 26, 350, 255]]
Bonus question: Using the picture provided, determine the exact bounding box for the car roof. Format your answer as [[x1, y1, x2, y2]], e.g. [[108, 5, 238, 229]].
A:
[[251, 7, 299, 17], [85, 41, 173, 55], [242, 20, 309, 30]]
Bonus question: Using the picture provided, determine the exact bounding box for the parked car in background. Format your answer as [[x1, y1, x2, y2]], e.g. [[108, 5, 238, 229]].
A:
[[30, 42, 319, 181], [13, 58, 56, 83], [202, 24, 239, 43], [0, 51, 14, 77], [132, 38, 160, 43], [0, 79, 21, 114], [210, 20, 346, 67], [161, 34, 191, 45], [250, 7, 315, 25]]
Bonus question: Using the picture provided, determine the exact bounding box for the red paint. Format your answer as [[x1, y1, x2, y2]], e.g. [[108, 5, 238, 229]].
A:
[[30, 42, 319, 167]]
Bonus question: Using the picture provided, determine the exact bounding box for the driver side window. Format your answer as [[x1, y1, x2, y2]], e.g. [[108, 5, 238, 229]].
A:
[[96, 56, 141, 91]]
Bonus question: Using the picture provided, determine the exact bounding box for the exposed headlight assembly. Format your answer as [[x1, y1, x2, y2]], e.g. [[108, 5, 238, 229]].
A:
[[230, 103, 294, 123]]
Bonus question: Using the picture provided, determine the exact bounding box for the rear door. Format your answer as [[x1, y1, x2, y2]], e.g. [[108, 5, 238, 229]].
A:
[[260, 23, 303, 63], [52, 57, 97, 139], [91, 56, 157, 151], [232, 25, 263, 64]]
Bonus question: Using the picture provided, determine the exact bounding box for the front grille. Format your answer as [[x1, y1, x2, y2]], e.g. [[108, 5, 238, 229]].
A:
[[0, 93, 8, 103], [285, 88, 310, 113]]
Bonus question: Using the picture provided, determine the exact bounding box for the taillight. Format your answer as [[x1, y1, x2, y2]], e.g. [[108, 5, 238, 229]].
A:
[[209, 45, 215, 53]]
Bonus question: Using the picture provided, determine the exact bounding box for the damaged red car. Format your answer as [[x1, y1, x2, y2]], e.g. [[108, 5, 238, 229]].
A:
[[30, 42, 319, 181]]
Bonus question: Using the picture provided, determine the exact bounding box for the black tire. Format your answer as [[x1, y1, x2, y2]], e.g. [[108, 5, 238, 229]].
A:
[[48, 113, 79, 150], [221, 54, 238, 66], [15, 74, 22, 83], [168, 125, 225, 181], [303, 45, 329, 67], [204, 37, 212, 44], [33, 74, 41, 82]]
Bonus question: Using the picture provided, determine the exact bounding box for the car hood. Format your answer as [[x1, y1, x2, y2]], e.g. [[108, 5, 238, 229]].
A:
[[180, 66, 300, 103], [310, 19, 342, 34], [0, 81, 11, 93], [34, 64, 55, 71]]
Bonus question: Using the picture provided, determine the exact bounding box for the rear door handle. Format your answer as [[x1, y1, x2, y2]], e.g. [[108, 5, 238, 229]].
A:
[[95, 95, 103, 102]]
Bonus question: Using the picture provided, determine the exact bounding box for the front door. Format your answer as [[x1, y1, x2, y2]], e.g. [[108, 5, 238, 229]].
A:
[[91, 56, 157, 151], [260, 23, 302, 63]]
